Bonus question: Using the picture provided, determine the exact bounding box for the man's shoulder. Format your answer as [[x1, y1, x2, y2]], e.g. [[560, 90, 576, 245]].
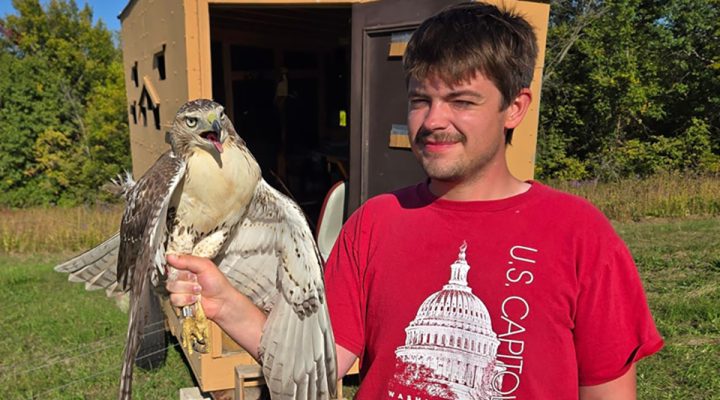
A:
[[361, 183, 427, 209], [529, 181, 614, 228], [345, 183, 427, 226]]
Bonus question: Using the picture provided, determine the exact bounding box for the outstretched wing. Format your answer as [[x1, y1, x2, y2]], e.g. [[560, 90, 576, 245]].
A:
[[118, 151, 186, 400], [54, 233, 121, 296], [54, 172, 136, 297], [217, 180, 337, 400]]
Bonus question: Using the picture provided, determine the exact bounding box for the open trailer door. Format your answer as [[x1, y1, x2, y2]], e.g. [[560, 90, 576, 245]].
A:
[[348, 0, 550, 212]]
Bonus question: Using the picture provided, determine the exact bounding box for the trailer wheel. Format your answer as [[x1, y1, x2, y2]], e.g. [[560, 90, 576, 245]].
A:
[[135, 293, 168, 370]]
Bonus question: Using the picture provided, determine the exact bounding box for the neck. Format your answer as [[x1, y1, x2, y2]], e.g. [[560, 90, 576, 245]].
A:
[[428, 166, 530, 202]]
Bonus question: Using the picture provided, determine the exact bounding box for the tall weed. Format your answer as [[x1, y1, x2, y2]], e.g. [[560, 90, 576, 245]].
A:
[[549, 173, 720, 221], [0, 205, 122, 254]]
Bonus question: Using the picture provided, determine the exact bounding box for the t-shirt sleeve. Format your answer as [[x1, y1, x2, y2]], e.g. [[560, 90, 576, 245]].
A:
[[324, 210, 366, 358], [574, 234, 664, 386]]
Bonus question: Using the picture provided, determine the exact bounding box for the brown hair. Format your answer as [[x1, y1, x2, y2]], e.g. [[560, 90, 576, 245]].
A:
[[403, 2, 538, 141]]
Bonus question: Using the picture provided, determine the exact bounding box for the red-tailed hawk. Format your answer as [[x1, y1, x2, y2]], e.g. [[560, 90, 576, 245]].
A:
[[55, 99, 337, 400]]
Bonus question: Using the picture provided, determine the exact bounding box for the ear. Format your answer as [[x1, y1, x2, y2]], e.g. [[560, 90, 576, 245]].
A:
[[504, 88, 532, 130]]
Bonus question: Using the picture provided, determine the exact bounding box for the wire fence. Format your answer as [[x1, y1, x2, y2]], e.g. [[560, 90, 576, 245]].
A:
[[0, 320, 180, 400]]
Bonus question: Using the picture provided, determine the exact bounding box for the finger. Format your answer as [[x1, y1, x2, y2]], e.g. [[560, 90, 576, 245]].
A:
[[169, 293, 198, 308], [167, 254, 213, 274], [166, 279, 202, 295], [170, 270, 197, 282]]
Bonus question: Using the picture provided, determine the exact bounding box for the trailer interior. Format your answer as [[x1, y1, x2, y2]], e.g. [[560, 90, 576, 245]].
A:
[[208, 5, 352, 225]]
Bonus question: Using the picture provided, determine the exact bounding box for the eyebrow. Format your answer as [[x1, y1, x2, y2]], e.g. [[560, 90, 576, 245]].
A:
[[446, 90, 485, 101], [407, 88, 485, 101]]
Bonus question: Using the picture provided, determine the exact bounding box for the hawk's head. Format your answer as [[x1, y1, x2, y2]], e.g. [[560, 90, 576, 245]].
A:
[[167, 99, 237, 157]]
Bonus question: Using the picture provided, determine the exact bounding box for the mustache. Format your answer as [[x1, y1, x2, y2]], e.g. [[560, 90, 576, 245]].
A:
[[415, 129, 466, 145]]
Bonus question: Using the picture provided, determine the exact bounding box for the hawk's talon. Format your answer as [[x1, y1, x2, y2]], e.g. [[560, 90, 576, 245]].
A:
[[181, 301, 210, 355]]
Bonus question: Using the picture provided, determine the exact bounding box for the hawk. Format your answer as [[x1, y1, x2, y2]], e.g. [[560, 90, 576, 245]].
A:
[[56, 99, 337, 400]]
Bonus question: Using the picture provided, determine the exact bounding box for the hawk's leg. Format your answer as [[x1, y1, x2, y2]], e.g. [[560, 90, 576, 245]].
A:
[[166, 260, 210, 355], [176, 228, 231, 355], [181, 297, 210, 355]]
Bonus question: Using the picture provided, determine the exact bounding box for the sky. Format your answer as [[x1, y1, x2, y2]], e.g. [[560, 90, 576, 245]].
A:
[[0, 0, 126, 32]]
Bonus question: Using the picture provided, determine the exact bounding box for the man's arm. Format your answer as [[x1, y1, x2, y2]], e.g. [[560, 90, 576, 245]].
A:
[[579, 364, 636, 400], [167, 254, 362, 377], [336, 345, 359, 379]]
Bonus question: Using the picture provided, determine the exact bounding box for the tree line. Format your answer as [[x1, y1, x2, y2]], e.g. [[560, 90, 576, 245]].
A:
[[0, 0, 718, 207], [538, 0, 719, 180]]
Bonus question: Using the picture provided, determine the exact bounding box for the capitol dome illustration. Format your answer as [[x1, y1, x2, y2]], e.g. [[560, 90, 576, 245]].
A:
[[395, 242, 504, 399]]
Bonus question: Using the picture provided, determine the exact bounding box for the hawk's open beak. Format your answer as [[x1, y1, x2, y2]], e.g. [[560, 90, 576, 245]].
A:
[[200, 119, 224, 154]]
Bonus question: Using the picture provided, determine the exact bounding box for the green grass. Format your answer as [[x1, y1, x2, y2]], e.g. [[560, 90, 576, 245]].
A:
[[0, 254, 194, 399], [616, 218, 720, 399]]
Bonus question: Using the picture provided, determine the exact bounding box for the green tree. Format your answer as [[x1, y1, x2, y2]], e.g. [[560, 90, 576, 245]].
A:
[[0, 0, 129, 206], [652, 0, 720, 154], [537, 0, 720, 181]]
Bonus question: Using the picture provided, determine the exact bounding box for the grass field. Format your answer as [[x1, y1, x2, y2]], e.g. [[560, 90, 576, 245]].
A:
[[1, 175, 719, 399], [2, 218, 718, 399], [616, 218, 720, 399]]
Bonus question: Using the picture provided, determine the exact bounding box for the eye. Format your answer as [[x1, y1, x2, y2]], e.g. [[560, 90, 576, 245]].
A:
[[409, 98, 429, 109], [452, 100, 475, 109], [185, 116, 198, 128], [219, 110, 226, 120]]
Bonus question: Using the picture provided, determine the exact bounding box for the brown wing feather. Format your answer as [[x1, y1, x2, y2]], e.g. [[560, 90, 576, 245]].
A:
[[117, 151, 186, 400], [117, 151, 181, 291]]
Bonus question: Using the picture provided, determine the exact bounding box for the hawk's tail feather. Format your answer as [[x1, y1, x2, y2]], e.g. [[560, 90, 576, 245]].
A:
[[118, 281, 152, 400], [54, 232, 122, 296]]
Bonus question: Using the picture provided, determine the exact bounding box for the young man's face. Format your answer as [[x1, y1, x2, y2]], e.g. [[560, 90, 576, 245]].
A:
[[407, 73, 518, 184]]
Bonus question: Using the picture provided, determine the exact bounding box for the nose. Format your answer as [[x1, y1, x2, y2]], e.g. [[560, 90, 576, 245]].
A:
[[423, 102, 450, 131]]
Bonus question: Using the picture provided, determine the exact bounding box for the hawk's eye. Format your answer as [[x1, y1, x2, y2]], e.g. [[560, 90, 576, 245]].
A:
[[219, 110, 226, 120], [185, 117, 198, 128]]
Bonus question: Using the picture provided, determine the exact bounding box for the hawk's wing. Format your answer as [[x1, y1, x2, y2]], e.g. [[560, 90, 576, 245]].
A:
[[54, 233, 121, 296], [217, 180, 337, 400], [54, 173, 135, 296], [117, 151, 187, 400]]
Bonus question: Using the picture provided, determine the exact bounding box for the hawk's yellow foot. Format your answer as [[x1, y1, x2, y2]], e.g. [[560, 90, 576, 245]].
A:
[[181, 300, 210, 355]]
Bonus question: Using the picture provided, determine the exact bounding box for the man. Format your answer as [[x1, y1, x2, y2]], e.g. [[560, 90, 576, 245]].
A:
[[167, 2, 663, 399]]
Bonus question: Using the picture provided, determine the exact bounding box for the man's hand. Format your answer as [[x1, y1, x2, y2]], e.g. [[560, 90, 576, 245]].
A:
[[166, 254, 232, 321], [165, 254, 267, 360]]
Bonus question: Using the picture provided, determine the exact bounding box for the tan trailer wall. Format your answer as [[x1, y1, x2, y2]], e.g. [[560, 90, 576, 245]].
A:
[[504, 0, 549, 181], [121, 0, 192, 177]]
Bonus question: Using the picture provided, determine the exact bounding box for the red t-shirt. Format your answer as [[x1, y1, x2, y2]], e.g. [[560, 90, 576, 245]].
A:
[[325, 181, 663, 400]]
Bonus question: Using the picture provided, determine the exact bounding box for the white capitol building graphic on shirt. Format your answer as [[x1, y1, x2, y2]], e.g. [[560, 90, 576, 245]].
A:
[[394, 242, 505, 399]]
